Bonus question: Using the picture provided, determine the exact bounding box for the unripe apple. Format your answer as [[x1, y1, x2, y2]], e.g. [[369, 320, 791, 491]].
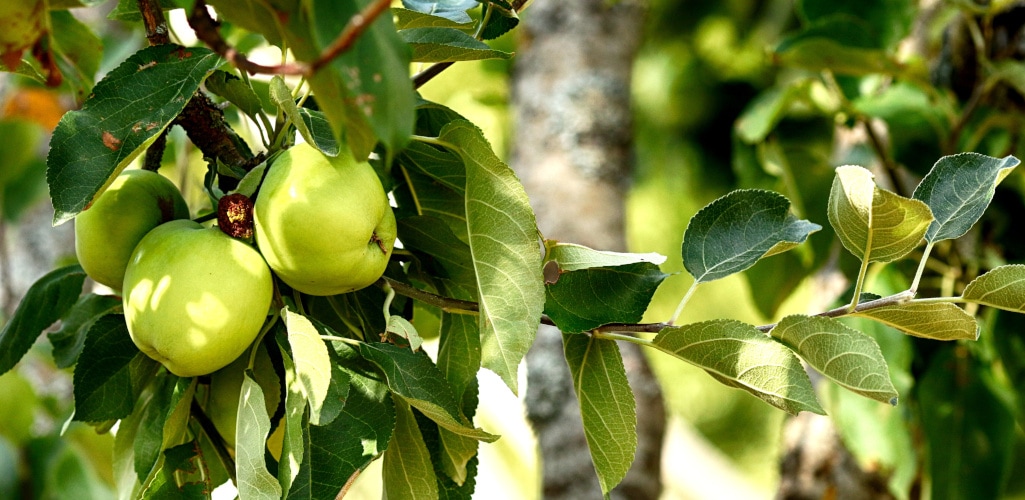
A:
[[75, 169, 190, 290], [253, 143, 396, 296], [205, 342, 280, 453], [0, 0, 44, 70], [123, 219, 273, 377]]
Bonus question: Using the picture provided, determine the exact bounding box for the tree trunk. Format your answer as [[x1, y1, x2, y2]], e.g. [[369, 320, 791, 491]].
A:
[[508, 1, 664, 498]]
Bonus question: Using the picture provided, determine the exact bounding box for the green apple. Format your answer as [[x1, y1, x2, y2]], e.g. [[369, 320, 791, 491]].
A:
[[123, 219, 273, 377], [253, 143, 396, 296], [204, 342, 280, 453], [75, 169, 190, 290]]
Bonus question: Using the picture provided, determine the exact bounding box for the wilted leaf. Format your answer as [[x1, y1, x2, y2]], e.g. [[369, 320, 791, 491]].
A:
[[47, 44, 221, 225], [852, 302, 978, 341], [382, 396, 440, 499], [437, 120, 544, 393], [962, 265, 1025, 312], [913, 153, 1019, 243], [544, 262, 668, 334], [564, 335, 636, 495], [770, 315, 897, 405], [683, 189, 820, 283], [654, 319, 824, 415], [0, 265, 85, 375], [828, 165, 933, 263]]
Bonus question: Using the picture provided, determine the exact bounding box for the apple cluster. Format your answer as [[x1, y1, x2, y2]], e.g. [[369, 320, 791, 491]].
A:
[[73, 144, 396, 380]]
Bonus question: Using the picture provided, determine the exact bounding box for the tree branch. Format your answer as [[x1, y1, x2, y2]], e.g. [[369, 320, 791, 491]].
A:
[[190, 400, 237, 485], [137, 0, 170, 45]]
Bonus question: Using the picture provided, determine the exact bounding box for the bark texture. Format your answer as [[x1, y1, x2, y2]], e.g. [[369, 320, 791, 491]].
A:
[[508, 1, 664, 498]]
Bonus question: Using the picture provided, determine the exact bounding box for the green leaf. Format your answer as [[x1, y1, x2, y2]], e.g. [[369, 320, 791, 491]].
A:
[[302, 0, 415, 160], [354, 342, 497, 441], [912, 153, 1019, 243], [72, 315, 148, 422], [479, 3, 518, 40], [436, 312, 480, 407], [47, 294, 121, 369], [385, 316, 424, 351], [0, 265, 85, 375], [383, 396, 440, 499], [236, 371, 283, 500], [400, 27, 513, 62], [305, 355, 395, 500], [770, 315, 897, 405], [682, 189, 820, 283], [283, 308, 333, 425], [827, 165, 933, 263], [397, 216, 476, 290], [269, 76, 339, 157], [278, 347, 306, 496], [796, 0, 914, 49], [394, 8, 475, 30], [297, 108, 339, 157], [146, 441, 213, 499], [135, 375, 195, 482], [564, 335, 636, 495], [919, 350, 1016, 500], [437, 120, 545, 393], [962, 265, 1025, 312], [735, 83, 805, 144], [402, 0, 477, 24], [852, 302, 978, 341], [654, 319, 824, 415], [544, 242, 666, 272], [544, 262, 668, 334], [113, 389, 146, 498], [205, 70, 267, 120], [49, 10, 103, 99], [46, 45, 221, 225]]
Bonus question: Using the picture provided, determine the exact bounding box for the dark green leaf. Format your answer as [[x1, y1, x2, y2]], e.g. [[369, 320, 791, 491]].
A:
[[0, 265, 85, 375], [919, 350, 1015, 500], [298, 108, 339, 157], [400, 28, 513, 62], [133, 374, 183, 481], [72, 315, 148, 421], [49, 10, 103, 99], [354, 342, 497, 441], [47, 294, 121, 368], [735, 83, 805, 144], [383, 396, 440, 499], [305, 354, 395, 500], [544, 262, 668, 334], [796, 0, 914, 49], [437, 121, 545, 393], [146, 441, 213, 499], [775, 36, 900, 75], [107, 0, 178, 21], [398, 216, 476, 288], [654, 319, 824, 415], [683, 189, 820, 283], [205, 70, 266, 119], [394, 8, 475, 30], [479, 3, 518, 40], [564, 335, 636, 495], [912, 153, 1019, 243], [47, 44, 221, 225]]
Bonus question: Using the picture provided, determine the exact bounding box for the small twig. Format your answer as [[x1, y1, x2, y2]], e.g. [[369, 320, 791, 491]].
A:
[[143, 128, 169, 171], [413, 62, 454, 89], [309, 0, 393, 73], [378, 276, 479, 314], [137, 0, 170, 45]]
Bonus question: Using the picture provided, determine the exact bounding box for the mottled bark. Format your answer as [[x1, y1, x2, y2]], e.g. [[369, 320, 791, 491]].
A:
[[508, 1, 664, 498]]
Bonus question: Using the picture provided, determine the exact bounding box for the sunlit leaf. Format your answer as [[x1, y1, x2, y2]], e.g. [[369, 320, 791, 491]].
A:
[[683, 189, 820, 283], [283, 308, 333, 425], [827, 165, 933, 263], [770, 315, 897, 405], [0, 265, 85, 376], [544, 242, 666, 272], [236, 371, 283, 500], [47, 45, 221, 225], [437, 120, 544, 393], [912, 153, 1019, 243], [402, 0, 477, 23], [654, 319, 824, 415], [564, 335, 636, 495], [394, 7, 474, 30], [383, 396, 440, 499], [962, 265, 1025, 312], [852, 302, 978, 341], [544, 262, 668, 334]]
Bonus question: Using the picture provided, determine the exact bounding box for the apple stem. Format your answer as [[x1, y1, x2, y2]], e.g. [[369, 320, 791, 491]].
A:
[[370, 231, 388, 254]]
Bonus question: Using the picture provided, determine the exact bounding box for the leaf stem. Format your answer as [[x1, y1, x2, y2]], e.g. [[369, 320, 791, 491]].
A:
[[320, 335, 362, 346], [378, 277, 480, 315], [910, 241, 935, 294], [847, 256, 872, 312], [381, 281, 395, 324], [757, 290, 915, 332], [668, 281, 700, 325], [411, 135, 458, 151], [592, 331, 656, 348], [190, 400, 237, 485]]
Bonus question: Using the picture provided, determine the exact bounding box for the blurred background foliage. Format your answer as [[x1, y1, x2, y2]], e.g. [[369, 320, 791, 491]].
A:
[[5, 0, 1025, 498]]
